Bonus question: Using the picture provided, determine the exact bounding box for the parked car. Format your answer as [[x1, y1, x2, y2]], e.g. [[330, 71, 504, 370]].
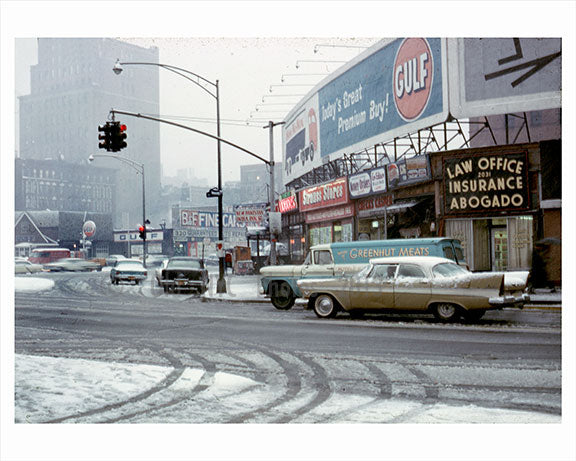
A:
[[143, 254, 169, 268], [160, 257, 209, 294], [110, 259, 148, 285], [155, 259, 169, 286], [261, 238, 466, 310], [43, 257, 101, 272], [204, 254, 219, 266], [297, 256, 530, 322], [15, 259, 44, 274], [106, 254, 127, 266]]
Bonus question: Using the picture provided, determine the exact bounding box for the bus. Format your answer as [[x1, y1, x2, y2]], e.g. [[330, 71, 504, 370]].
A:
[[29, 247, 71, 264]]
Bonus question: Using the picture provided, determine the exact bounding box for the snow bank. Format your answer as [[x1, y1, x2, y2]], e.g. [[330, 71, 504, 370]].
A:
[[14, 277, 54, 292]]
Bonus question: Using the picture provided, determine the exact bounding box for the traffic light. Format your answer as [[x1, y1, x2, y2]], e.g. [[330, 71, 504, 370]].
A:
[[138, 225, 146, 240], [109, 122, 127, 152], [98, 123, 112, 151]]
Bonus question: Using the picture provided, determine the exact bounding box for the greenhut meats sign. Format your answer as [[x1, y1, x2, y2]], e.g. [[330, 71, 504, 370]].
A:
[[443, 152, 529, 214]]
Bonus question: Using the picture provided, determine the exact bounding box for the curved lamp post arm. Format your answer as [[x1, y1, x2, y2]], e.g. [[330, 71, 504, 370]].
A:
[[114, 60, 217, 99], [90, 153, 143, 174]]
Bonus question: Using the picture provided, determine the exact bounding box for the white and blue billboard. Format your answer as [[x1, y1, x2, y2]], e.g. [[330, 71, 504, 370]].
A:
[[283, 38, 448, 185]]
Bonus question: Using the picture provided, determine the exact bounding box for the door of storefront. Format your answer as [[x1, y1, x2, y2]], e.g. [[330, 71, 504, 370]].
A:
[[491, 228, 508, 272]]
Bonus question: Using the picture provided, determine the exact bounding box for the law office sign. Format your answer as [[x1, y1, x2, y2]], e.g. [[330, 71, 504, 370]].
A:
[[443, 151, 530, 214]]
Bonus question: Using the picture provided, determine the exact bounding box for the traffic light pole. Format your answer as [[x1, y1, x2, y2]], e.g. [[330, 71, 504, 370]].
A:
[[215, 81, 226, 293], [141, 165, 147, 269], [88, 152, 146, 267]]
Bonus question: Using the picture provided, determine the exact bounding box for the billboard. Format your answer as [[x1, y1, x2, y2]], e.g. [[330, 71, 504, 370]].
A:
[[448, 38, 561, 118], [283, 38, 448, 185]]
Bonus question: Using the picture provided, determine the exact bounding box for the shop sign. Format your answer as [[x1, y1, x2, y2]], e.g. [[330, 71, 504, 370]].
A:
[[173, 228, 246, 242], [114, 230, 163, 242], [233, 203, 267, 225], [356, 194, 394, 218], [180, 209, 245, 228], [443, 151, 529, 214], [305, 204, 354, 224], [300, 177, 349, 212], [349, 167, 387, 198], [278, 191, 298, 213], [387, 155, 431, 189]]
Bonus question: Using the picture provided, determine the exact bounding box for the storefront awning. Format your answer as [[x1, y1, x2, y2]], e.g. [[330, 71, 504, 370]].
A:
[[386, 201, 420, 214]]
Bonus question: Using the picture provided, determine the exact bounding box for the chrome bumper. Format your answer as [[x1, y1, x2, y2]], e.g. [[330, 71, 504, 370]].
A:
[[489, 293, 530, 307]]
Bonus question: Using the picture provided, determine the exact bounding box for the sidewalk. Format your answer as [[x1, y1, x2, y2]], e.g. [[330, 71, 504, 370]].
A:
[[524, 288, 562, 310], [203, 273, 562, 310]]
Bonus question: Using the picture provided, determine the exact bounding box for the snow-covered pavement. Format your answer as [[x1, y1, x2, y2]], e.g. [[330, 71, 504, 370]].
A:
[[14, 353, 560, 424]]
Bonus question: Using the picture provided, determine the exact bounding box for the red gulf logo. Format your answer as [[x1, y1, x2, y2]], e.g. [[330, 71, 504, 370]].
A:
[[393, 38, 433, 121]]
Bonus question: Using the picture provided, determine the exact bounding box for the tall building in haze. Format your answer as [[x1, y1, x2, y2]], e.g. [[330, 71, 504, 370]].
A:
[[18, 38, 161, 229]]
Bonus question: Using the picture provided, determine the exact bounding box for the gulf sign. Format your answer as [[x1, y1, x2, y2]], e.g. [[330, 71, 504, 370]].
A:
[[394, 38, 434, 121], [82, 220, 96, 238]]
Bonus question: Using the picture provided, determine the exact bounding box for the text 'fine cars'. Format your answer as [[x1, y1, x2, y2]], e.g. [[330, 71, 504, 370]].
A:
[[110, 260, 147, 285], [160, 257, 208, 294], [297, 256, 530, 322]]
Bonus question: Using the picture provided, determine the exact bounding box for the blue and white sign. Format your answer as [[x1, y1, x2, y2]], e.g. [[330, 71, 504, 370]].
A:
[[348, 166, 388, 199], [283, 38, 448, 185]]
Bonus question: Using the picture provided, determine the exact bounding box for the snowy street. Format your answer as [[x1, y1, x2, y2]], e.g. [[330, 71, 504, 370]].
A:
[[11, 270, 562, 426]]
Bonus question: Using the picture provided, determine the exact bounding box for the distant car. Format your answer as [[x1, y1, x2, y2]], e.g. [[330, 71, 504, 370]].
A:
[[160, 257, 209, 294], [15, 259, 44, 274], [44, 257, 101, 272], [143, 254, 169, 268], [110, 260, 148, 285], [297, 256, 530, 322], [260, 242, 289, 256], [106, 254, 127, 266], [205, 254, 219, 266]]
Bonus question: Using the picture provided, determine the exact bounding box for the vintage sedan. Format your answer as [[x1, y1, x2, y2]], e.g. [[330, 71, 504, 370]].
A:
[[160, 257, 209, 294], [110, 259, 148, 285], [297, 256, 530, 322], [44, 257, 101, 272], [15, 259, 44, 274]]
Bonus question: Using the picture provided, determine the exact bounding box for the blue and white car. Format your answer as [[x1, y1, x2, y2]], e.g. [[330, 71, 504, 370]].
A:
[[110, 259, 147, 285]]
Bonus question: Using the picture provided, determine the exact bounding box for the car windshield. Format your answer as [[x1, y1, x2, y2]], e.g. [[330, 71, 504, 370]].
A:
[[166, 259, 202, 270], [432, 262, 469, 278]]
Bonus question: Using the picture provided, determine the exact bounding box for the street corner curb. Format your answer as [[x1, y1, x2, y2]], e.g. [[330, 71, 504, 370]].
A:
[[201, 296, 271, 304]]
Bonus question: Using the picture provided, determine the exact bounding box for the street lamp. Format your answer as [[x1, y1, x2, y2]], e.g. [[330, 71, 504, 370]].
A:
[[113, 59, 226, 293], [88, 153, 147, 267]]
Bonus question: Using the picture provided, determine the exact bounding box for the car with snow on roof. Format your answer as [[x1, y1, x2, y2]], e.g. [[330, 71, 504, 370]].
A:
[[260, 238, 466, 310], [110, 259, 147, 285], [160, 257, 209, 294], [297, 256, 529, 322]]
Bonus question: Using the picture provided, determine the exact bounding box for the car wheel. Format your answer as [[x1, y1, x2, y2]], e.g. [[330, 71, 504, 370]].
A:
[[463, 309, 486, 322], [163, 286, 168, 293], [314, 294, 339, 319], [433, 303, 460, 322], [270, 281, 295, 310]]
